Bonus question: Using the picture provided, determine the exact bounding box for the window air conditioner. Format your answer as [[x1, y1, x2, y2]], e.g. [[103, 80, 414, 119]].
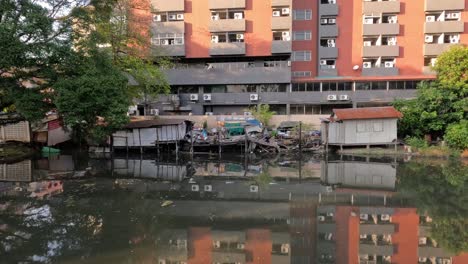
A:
[[381, 214, 391, 221], [191, 185, 199, 191], [234, 13, 243, 19], [360, 214, 369, 220], [204, 185, 212, 192], [363, 41, 372, 46], [364, 18, 374, 24], [329, 0, 336, 4], [281, 244, 290, 254], [328, 18, 336, 24], [419, 258, 428, 263], [328, 42, 335, 47], [174, 38, 184, 45], [363, 62, 372, 68], [320, 18, 328, 24], [327, 94, 337, 101], [214, 241, 221, 248], [388, 16, 397, 24], [281, 8, 290, 15], [161, 39, 169, 45], [236, 33, 244, 40], [426, 16, 435, 22], [419, 237, 427, 245], [190, 94, 199, 101], [176, 14, 184, 20], [273, 11, 281, 17], [237, 243, 245, 249], [450, 35, 460, 43], [168, 14, 177, 20], [211, 15, 219, 20], [451, 12, 460, 19], [250, 185, 259, 192], [211, 35, 219, 43], [250, 94, 259, 101], [360, 234, 368, 239], [320, 60, 327, 65], [282, 31, 290, 37], [327, 39, 335, 44], [154, 15, 161, 22], [425, 35, 433, 43], [205, 112, 214, 116], [384, 61, 394, 68], [339, 94, 349, 101], [387, 40, 396, 46], [203, 94, 211, 101], [159, 260, 166, 264], [318, 216, 326, 222], [430, 58, 437, 67]]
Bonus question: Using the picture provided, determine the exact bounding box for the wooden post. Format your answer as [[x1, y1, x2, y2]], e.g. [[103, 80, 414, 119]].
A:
[[138, 129, 143, 154], [218, 130, 221, 156], [299, 122, 302, 153]]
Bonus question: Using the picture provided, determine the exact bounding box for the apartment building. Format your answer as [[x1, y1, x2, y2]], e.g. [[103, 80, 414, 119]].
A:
[[131, 0, 467, 116]]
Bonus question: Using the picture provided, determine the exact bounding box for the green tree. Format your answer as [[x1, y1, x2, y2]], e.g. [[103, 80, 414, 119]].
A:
[[249, 104, 275, 127], [445, 120, 468, 150], [432, 45, 468, 92]]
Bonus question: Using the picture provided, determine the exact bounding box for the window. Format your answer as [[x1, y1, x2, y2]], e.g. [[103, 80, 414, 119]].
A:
[[292, 51, 311, 61], [388, 81, 405, 90], [292, 71, 312, 77], [338, 82, 352, 91], [322, 82, 337, 92], [373, 122, 383, 132], [259, 84, 287, 93], [293, 10, 312, 20], [151, 33, 184, 46], [293, 31, 312, 41], [292, 83, 320, 92]]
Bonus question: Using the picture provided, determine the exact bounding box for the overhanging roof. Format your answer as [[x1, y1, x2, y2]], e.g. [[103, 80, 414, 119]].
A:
[[332, 107, 402, 121]]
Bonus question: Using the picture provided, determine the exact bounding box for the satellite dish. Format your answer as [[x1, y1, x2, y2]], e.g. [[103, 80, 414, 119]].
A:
[[353, 65, 360, 70]]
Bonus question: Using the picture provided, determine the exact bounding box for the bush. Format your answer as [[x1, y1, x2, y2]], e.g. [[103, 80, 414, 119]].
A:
[[445, 120, 468, 150], [406, 137, 429, 149]]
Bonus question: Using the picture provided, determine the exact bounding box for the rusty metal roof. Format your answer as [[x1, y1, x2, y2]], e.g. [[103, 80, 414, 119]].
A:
[[332, 107, 402, 121], [124, 119, 191, 129]]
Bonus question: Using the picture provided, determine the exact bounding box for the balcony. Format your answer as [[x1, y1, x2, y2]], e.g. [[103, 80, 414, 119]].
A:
[[157, 45, 185, 57], [362, 67, 399, 77], [363, 45, 399, 57], [210, 42, 245, 55], [272, 16, 292, 30], [272, 41, 292, 54], [320, 25, 338, 37], [425, 0, 465, 11], [363, 23, 399, 36], [272, 0, 291, 6], [363, 1, 400, 14], [319, 3, 339, 16], [318, 67, 338, 77], [209, 0, 246, 9], [422, 66, 436, 75], [424, 43, 455, 56], [359, 244, 394, 256], [210, 19, 246, 32], [425, 21, 464, 34], [162, 62, 291, 86], [319, 47, 338, 58], [151, 21, 185, 34], [151, 0, 184, 12]]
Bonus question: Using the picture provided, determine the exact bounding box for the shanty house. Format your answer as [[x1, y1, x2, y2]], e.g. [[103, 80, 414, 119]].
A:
[[112, 119, 192, 149], [0, 113, 30, 143], [322, 107, 402, 146]]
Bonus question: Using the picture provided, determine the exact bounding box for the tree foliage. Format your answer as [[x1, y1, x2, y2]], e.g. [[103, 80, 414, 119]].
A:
[[249, 104, 275, 127], [432, 45, 468, 93], [445, 120, 468, 150]]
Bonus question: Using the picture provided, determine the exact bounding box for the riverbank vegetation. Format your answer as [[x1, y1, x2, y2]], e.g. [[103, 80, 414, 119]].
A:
[[393, 45, 467, 153]]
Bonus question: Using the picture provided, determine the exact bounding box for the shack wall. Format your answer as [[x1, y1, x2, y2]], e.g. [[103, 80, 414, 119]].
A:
[[328, 118, 397, 145], [113, 159, 187, 181], [112, 123, 187, 147], [0, 121, 31, 143]]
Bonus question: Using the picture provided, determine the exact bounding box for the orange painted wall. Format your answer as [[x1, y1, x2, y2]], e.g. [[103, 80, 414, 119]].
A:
[[335, 206, 359, 264], [291, 0, 318, 80], [188, 227, 212, 264], [128, 0, 152, 58], [391, 208, 419, 264], [246, 229, 272, 264], [461, 0, 468, 44], [245, 0, 272, 56], [185, 0, 211, 58], [453, 253, 468, 264]]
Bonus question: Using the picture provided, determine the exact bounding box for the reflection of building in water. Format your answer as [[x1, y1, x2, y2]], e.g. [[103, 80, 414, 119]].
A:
[[321, 160, 396, 190], [112, 159, 188, 181], [28, 181, 63, 199], [315, 205, 468, 264], [0, 160, 32, 182]]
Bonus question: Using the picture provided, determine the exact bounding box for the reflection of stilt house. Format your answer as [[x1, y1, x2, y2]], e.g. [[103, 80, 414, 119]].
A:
[[0, 113, 31, 143], [0, 160, 32, 182]]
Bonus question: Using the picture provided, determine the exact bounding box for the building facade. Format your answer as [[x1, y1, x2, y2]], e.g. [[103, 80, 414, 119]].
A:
[[130, 0, 468, 116]]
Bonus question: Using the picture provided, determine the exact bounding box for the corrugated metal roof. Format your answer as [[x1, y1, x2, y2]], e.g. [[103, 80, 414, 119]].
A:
[[333, 107, 402, 121], [124, 119, 190, 129]]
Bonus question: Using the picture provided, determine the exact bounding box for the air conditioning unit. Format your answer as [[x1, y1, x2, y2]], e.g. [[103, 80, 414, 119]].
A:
[[273, 11, 281, 17], [329, 0, 336, 3], [282, 35, 291, 41], [250, 94, 259, 101], [154, 15, 161, 22], [237, 243, 245, 249], [328, 18, 336, 24], [318, 215, 326, 222], [190, 94, 198, 101], [159, 259, 166, 264], [425, 35, 433, 43], [176, 14, 184, 20], [419, 237, 427, 245], [150, 109, 159, 116], [281, 8, 290, 15], [388, 16, 397, 24], [327, 39, 335, 44], [281, 244, 290, 254], [174, 38, 184, 45], [287, 61, 291, 67], [363, 41, 372, 46], [244, 111, 252, 116], [450, 12, 460, 19], [328, 42, 335, 47], [339, 94, 349, 101], [360, 234, 368, 239], [320, 60, 327, 65], [360, 214, 369, 220], [191, 185, 199, 192], [205, 112, 214, 116], [203, 94, 211, 101], [388, 40, 396, 46], [450, 35, 460, 43], [282, 31, 290, 37], [384, 61, 394, 68], [364, 18, 374, 24], [204, 185, 212, 192], [236, 33, 244, 40], [234, 13, 243, 19], [168, 14, 177, 20], [419, 257, 428, 263], [211, 15, 219, 20], [430, 58, 437, 67], [250, 185, 259, 192], [327, 94, 337, 101], [381, 214, 391, 221], [214, 241, 221, 248], [320, 18, 328, 24], [363, 62, 372, 68], [161, 39, 169, 45], [426, 16, 435, 22], [211, 35, 219, 43]]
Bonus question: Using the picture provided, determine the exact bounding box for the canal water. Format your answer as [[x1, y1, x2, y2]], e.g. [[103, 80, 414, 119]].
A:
[[0, 153, 467, 263]]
